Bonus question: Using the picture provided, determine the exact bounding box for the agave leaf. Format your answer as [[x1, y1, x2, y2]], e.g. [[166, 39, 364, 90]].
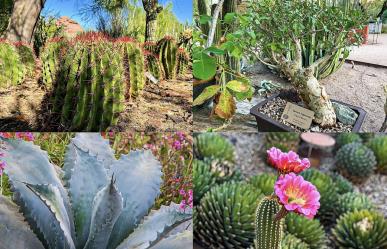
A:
[[26, 183, 75, 249], [63, 133, 115, 184], [116, 203, 192, 249], [149, 230, 193, 249], [107, 150, 163, 249], [0, 196, 45, 249], [1, 139, 75, 249], [84, 177, 123, 249], [65, 142, 109, 248]]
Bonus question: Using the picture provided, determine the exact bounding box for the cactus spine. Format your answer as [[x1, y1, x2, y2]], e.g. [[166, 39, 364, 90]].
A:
[[42, 35, 145, 131], [255, 197, 283, 249], [158, 36, 177, 79], [0, 41, 27, 87]]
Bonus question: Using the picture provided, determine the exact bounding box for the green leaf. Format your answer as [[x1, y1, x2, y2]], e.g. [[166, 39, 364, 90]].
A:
[[0, 196, 45, 249], [193, 52, 217, 80], [116, 203, 192, 249], [234, 86, 254, 101], [193, 85, 220, 106], [107, 150, 163, 249], [224, 13, 236, 24], [199, 14, 212, 24], [204, 46, 225, 55], [65, 142, 109, 248], [26, 183, 75, 249], [214, 89, 236, 120], [84, 177, 123, 249], [1, 139, 75, 249], [226, 80, 250, 93], [150, 230, 193, 249]]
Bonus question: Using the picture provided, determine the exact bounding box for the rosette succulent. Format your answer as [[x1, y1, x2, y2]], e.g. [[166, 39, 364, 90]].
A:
[[0, 133, 192, 249], [335, 133, 362, 149], [367, 135, 387, 174], [335, 192, 374, 218], [194, 133, 235, 163], [281, 234, 309, 249], [265, 133, 300, 152], [248, 173, 277, 196]]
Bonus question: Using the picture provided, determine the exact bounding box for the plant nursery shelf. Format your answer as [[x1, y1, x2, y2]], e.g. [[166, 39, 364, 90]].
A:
[[250, 93, 366, 132]]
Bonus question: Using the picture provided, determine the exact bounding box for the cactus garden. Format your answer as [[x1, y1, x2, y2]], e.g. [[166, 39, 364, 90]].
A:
[[193, 132, 387, 249], [0, 0, 192, 131], [193, 0, 387, 132], [0, 131, 193, 249]]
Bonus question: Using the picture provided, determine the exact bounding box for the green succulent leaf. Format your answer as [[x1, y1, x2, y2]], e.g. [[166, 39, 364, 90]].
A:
[[84, 177, 123, 249], [65, 141, 109, 248], [0, 196, 45, 249], [108, 150, 163, 249], [116, 203, 192, 249], [0, 139, 74, 249], [26, 183, 75, 249], [149, 230, 193, 249]]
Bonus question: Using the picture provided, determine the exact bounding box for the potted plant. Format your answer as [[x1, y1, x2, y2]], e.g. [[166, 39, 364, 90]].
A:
[[223, 0, 367, 132]]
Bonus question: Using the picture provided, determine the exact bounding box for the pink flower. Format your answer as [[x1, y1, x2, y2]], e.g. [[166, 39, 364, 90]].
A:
[[267, 147, 310, 174], [179, 200, 187, 211], [274, 173, 320, 219], [0, 161, 5, 176], [179, 189, 186, 196], [0, 132, 12, 139], [172, 140, 182, 150], [15, 132, 34, 141]]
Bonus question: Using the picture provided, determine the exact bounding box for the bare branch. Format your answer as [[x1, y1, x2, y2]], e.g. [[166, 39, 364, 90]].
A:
[[206, 0, 224, 48]]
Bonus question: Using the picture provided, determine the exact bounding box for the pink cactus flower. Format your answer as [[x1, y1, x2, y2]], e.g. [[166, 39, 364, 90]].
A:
[[267, 147, 310, 174], [15, 132, 34, 141], [274, 173, 320, 219]]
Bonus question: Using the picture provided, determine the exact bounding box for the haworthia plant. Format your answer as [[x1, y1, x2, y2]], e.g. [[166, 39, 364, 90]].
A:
[[0, 133, 192, 249]]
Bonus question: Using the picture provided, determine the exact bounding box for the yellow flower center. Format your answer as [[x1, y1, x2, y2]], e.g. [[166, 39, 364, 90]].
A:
[[286, 187, 306, 206]]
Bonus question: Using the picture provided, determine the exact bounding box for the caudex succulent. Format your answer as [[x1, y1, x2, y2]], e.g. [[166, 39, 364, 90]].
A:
[[0, 133, 192, 249], [255, 147, 320, 249]]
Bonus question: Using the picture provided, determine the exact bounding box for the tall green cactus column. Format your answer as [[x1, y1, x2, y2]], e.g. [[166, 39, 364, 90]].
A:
[[158, 36, 178, 80], [255, 197, 283, 249]]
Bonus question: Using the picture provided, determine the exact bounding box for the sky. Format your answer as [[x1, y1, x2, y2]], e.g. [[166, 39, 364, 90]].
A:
[[43, 0, 193, 29]]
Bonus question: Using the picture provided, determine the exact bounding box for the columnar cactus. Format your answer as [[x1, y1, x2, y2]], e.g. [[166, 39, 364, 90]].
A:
[[144, 51, 164, 81], [335, 142, 377, 183], [158, 36, 178, 79], [13, 42, 36, 78], [142, 41, 158, 54], [0, 41, 26, 87], [175, 47, 190, 78], [43, 34, 146, 131], [255, 197, 283, 249]]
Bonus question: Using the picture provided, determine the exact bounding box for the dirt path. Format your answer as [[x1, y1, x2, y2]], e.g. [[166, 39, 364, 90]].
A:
[[194, 62, 387, 132], [0, 74, 192, 132]]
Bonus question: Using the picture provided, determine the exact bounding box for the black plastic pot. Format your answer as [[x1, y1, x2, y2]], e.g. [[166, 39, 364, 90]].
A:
[[250, 93, 366, 132]]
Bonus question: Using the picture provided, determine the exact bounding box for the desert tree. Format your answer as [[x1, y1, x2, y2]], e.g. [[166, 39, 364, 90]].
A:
[[228, 0, 366, 126], [142, 0, 163, 41]]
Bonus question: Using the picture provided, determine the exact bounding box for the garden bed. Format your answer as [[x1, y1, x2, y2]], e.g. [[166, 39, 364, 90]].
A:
[[251, 92, 366, 132]]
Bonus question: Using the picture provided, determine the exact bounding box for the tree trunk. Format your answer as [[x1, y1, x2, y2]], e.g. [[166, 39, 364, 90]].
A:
[[278, 59, 337, 127], [377, 0, 387, 18], [3, 0, 45, 43], [142, 0, 162, 42]]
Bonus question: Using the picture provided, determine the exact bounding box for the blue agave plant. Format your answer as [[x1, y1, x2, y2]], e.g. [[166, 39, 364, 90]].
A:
[[0, 133, 192, 249]]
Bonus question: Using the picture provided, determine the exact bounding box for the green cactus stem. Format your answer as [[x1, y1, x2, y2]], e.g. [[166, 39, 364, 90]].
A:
[[158, 36, 178, 79], [255, 197, 283, 249]]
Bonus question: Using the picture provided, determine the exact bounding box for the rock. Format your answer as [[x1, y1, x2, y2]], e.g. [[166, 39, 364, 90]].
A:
[[332, 102, 358, 125], [56, 16, 83, 38]]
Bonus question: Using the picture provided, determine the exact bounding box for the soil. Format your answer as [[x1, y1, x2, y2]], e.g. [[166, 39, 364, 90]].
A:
[[0, 67, 193, 131], [193, 62, 387, 132]]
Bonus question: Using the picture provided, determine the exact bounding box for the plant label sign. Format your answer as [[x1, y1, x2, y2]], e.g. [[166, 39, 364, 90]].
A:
[[145, 72, 158, 84], [281, 102, 314, 130]]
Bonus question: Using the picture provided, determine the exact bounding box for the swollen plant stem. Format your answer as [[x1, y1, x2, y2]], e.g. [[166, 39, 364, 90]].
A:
[[206, 0, 225, 48]]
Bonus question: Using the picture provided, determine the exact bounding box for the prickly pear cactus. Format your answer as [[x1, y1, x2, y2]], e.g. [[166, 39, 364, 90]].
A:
[[0, 133, 192, 249], [367, 136, 387, 174], [158, 36, 178, 79], [335, 142, 377, 183], [0, 41, 26, 87], [255, 197, 283, 249]]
